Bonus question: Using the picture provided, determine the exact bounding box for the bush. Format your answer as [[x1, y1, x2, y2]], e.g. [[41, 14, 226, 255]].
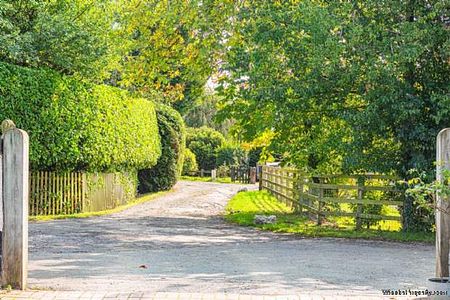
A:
[[216, 144, 248, 167], [186, 126, 225, 170], [217, 164, 230, 178], [182, 148, 198, 175], [138, 104, 186, 193], [0, 62, 161, 172], [248, 147, 263, 167]]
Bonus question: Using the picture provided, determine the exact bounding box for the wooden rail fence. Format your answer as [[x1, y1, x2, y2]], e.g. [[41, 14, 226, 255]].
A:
[[29, 171, 136, 216], [186, 169, 213, 177], [231, 166, 257, 184], [260, 166, 403, 229]]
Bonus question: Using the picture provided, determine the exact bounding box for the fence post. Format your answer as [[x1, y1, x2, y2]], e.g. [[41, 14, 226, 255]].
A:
[[259, 167, 263, 191], [211, 169, 217, 181], [355, 176, 365, 231], [1, 121, 29, 290], [296, 173, 304, 214], [200, 169, 204, 178], [250, 167, 257, 184], [317, 177, 323, 226], [436, 129, 450, 277]]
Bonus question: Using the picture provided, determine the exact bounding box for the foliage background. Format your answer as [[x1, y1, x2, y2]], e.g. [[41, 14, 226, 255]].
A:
[[186, 126, 225, 170]]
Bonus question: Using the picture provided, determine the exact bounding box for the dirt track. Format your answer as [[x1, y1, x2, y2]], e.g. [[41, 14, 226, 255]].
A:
[[28, 181, 434, 296]]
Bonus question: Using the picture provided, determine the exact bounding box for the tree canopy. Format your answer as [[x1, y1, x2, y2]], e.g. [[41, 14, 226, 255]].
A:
[[0, 0, 118, 79], [2, 0, 449, 178], [114, 0, 234, 112], [218, 0, 450, 176]]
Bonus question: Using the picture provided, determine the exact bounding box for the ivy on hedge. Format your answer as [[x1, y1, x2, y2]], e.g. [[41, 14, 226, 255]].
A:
[[0, 62, 161, 172], [138, 103, 186, 193]]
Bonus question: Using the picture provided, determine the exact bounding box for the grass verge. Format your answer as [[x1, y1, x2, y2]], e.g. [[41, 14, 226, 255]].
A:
[[29, 190, 172, 222], [180, 175, 249, 184], [225, 190, 433, 243]]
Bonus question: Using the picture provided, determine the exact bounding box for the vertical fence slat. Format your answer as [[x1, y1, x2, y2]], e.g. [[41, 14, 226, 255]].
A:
[[64, 173, 68, 215], [70, 172, 73, 214], [29, 173, 34, 216], [52, 171, 56, 215], [75, 173, 79, 213]]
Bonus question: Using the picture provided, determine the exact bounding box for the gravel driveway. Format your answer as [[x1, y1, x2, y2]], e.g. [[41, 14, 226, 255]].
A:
[[29, 180, 434, 296]]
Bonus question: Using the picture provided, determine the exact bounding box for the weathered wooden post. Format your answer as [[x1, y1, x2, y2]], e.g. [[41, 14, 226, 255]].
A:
[[259, 166, 263, 191], [436, 129, 450, 278], [1, 120, 29, 290], [296, 172, 304, 214], [317, 177, 324, 226], [211, 169, 217, 181], [355, 176, 365, 231], [249, 167, 257, 184]]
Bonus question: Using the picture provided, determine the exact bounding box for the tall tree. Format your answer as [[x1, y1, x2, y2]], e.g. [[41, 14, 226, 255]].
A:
[[0, 0, 118, 80], [218, 0, 450, 176], [114, 0, 235, 112], [183, 90, 234, 136]]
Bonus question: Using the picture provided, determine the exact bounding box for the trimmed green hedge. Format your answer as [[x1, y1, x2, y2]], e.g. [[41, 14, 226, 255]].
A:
[[138, 104, 186, 193], [186, 126, 225, 170], [0, 62, 161, 172]]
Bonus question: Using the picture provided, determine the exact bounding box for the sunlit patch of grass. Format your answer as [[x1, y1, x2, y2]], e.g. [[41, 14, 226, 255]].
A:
[[331, 204, 402, 231], [225, 190, 433, 243]]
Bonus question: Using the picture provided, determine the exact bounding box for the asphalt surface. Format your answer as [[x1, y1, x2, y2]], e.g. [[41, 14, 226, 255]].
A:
[[28, 180, 434, 296]]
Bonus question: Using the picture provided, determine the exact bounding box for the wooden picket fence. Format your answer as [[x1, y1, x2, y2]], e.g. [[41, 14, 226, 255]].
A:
[[29, 171, 136, 216], [29, 171, 85, 215], [260, 166, 403, 229]]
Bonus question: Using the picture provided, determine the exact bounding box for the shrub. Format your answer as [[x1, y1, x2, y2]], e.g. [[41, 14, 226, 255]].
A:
[[248, 147, 263, 167], [216, 144, 248, 167], [217, 164, 230, 178], [0, 62, 161, 172], [186, 126, 225, 170], [138, 104, 186, 193], [182, 148, 198, 175]]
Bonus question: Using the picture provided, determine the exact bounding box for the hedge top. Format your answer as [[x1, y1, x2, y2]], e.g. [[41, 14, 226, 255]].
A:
[[0, 62, 161, 172]]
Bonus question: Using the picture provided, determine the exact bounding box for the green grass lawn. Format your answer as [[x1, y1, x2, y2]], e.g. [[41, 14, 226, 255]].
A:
[[180, 175, 249, 184], [225, 190, 433, 243]]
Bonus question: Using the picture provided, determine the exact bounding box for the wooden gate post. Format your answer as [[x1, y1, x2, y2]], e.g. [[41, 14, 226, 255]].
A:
[[355, 176, 365, 231], [259, 166, 263, 191], [1, 120, 29, 289], [436, 128, 450, 278], [249, 167, 257, 184]]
